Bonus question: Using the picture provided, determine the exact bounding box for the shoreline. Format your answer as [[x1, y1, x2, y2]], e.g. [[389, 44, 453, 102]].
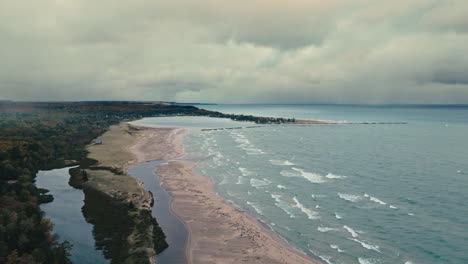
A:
[[128, 123, 321, 264], [128, 161, 190, 264], [78, 123, 172, 264]]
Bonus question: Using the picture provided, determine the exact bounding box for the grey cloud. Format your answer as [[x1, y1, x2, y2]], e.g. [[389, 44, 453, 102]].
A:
[[1, 0, 468, 104], [432, 69, 468, 85]]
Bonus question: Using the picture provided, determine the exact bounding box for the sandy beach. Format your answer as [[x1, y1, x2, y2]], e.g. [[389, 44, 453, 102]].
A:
[[128, 124, 320, 264]]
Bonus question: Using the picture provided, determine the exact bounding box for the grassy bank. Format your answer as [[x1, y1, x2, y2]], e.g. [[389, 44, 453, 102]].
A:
[[70, 124, 167, 264]]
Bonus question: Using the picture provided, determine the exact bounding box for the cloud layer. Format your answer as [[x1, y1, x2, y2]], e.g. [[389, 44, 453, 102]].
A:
[[1, 0, 468, 103]]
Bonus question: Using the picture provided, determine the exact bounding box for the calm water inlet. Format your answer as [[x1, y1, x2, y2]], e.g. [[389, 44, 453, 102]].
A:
[[36, 167, 108, 264], [128, 161, 188, 264]]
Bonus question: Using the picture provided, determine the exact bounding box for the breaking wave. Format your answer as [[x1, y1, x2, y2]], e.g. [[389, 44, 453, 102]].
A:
[[358, 258, 379, 264], [309, 249, 334, 264], [250, 178, 270, 188], [330, 244, 345, 253], [280, 170, 300, 177], [292, 168, 326, 183], [236, 176, 245, 185], [270, 159, 296, 166], [246, 201, 263, 215], [349, 238, 381, 253], [318, 226, 339, 232], [293, 197, 319, 219], [271, 194, 295, 218], [338, 193, 362, 202], [343, 225, 359, 237], [325, 173, 347, 179], [239, 167, 253, 176], [231, 133, 265, 155], [369, 196, 387, 205]]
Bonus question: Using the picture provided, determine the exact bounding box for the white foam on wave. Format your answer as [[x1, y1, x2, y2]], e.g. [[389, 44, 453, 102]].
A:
[[309, 250, 334, 264], [250, 178, 270, 188], [231, 133, 266, 155], [325, 173, 347, 179], [226, 190, 237, 198], [364, 193, 370, 198], [369, 196, 387, 205], [330, 244, 345, 253], [292, 167, 326, 183], [358, 258, 379, 264], [404, 261, 415, 264], [270, 159, 295, 166], [236, 176, 244, 185], [389, 205, 398, 209], [349, 238, 381, 253], [277, 184, 287, 189], [246, 201, 263, 215], [280, 170, 300, 177], [271, 194, 296, 218], [318, 226, 338, 232], [335, 213, 342, 219], [233, 136, 249, 145], [293, 197, 319, 219], [311, 193, 325, 199], [338, 193, 362, 202], [239, 167, 253, 176], [211, 152, 224, 164], [343, 225, 359, 237], [244, 147, 266, 155]]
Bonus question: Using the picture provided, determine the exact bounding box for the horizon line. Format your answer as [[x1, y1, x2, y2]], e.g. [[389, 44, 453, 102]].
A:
[[2, 100, 468, 107]]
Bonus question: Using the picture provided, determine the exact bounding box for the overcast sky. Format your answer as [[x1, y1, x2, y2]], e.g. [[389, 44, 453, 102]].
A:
[[1, 0, 468, 104]]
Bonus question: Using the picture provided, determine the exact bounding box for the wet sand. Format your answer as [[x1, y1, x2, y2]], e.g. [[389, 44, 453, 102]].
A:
[[128, 124, 320, 264]]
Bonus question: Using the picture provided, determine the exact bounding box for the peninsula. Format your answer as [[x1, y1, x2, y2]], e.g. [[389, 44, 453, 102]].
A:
[[84, 122, 319, 263], [0, 101, 321, 263]]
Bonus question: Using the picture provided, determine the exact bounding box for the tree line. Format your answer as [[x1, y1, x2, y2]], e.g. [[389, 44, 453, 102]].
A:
[[0, 102, 217, 263]]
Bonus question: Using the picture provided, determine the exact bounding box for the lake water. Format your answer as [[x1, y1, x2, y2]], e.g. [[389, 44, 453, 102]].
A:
[[36, 167, 108, 264], [135, 104, 468, 264], [128, 161, 188, 264], [36, 162, 189, 264]]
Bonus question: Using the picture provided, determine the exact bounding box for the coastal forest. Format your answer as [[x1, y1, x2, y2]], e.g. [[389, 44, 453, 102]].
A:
[[0, 101, 291, 264], [0, 102, 213, 263]]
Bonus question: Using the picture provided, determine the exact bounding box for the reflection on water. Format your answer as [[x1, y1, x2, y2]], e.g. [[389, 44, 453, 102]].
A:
[[36, 167, 108, 264], [37, 162, 185, 264], [128, 161, 189, 264], [81, 186, 135, 263]]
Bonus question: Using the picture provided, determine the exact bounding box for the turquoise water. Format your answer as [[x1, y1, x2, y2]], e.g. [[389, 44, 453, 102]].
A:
[[137, 104, 468, 264], [36, 167, 108, 264]]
